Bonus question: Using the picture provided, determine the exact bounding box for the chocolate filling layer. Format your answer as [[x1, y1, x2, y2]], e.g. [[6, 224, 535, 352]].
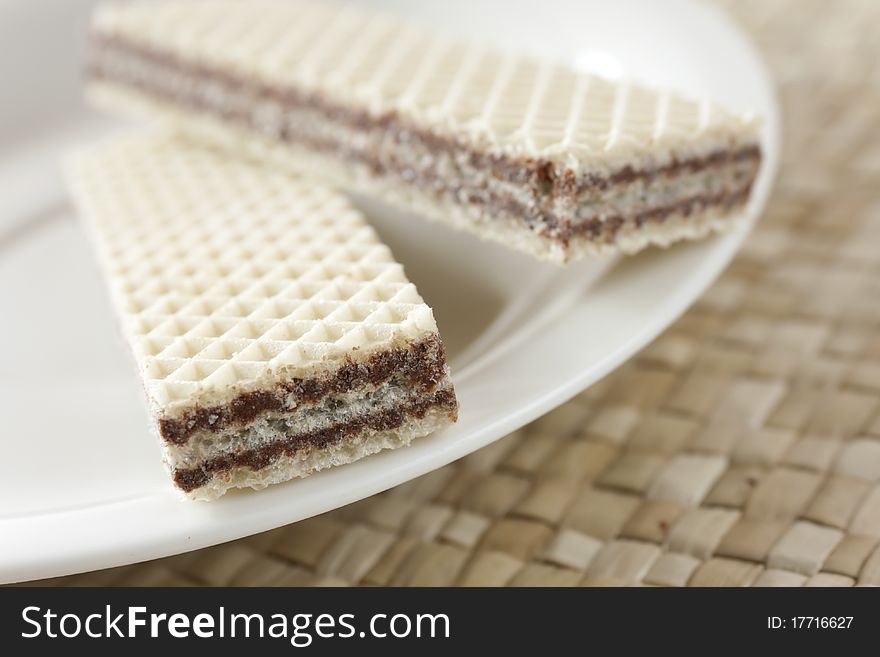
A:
[[566, 183, 754, 241], [172, 386, 457, 492], [87, 34, 761, 244], [159, 334, 448, 445], [415, 171, 755, 247]]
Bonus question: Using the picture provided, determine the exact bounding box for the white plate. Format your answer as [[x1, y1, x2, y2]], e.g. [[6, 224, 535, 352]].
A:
[[0, 0, 779, 583]]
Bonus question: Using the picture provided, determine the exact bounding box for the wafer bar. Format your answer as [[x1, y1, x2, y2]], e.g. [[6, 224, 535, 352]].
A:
[[67, 133, 458, 500], [85, 0, 762, 263]]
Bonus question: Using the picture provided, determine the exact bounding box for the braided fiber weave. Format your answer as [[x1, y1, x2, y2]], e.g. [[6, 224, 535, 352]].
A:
[[33, 0, 880, 586]]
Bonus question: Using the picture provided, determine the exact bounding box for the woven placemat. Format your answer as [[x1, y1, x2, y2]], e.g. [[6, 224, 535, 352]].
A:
[[30, 0, 880, 587]]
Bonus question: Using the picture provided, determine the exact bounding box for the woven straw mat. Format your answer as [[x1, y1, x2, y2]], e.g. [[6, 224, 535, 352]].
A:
[[30, 0, 880, 587]]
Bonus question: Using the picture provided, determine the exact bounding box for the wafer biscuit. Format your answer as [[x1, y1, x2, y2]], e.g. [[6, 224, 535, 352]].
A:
[[67, 133, 458, 500], [86, 0, 762, 263]]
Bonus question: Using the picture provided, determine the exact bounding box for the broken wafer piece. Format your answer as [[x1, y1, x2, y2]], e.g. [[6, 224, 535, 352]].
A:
[[86, 0, 763, 263], [66, 133, 458, 500]]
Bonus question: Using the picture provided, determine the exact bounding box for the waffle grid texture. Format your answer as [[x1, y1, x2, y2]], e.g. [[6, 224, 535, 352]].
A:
[[68, 133, 439, 419], [90, 0, 757, 166], [34, 0, 880, 585], [87, 0, 761, 263]]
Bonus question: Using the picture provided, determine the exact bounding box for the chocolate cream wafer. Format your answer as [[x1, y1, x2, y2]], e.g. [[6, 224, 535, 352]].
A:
[[67, 133, 458, 500], [85, 0, 763, 264]]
